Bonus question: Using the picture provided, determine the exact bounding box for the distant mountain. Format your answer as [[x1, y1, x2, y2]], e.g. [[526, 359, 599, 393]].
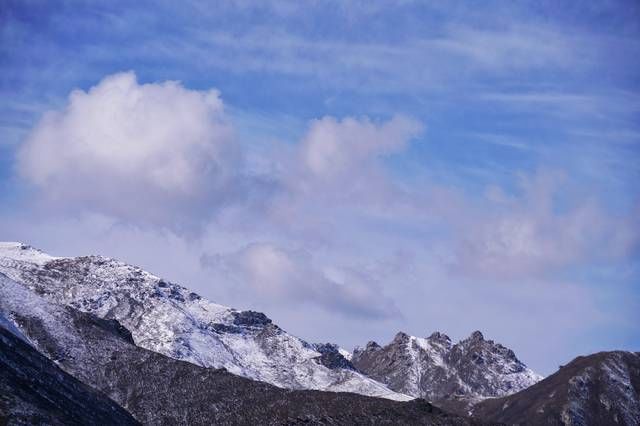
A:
[[351, 330, 542, 412], [4, 241, 636, 425], [0, 312, 139, 426], [0, 272, 475, 425], [0, 242, 407, 401], [472, 351, 640, 425]]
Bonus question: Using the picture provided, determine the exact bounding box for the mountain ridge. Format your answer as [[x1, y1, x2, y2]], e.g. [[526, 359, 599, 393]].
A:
[[351, 327, 542, 412], [0, 271, 477, 425], [0, 242, 410, 401], [1, 242, 638, 425], [0, 242, 538, 409]]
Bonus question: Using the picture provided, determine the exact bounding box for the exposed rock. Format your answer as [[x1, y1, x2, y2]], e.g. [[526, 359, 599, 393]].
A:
[[351, 329, 542, 412], [232, 310, 272, 327], [312, 343, 356, 370], [472, 351, 640, 425]]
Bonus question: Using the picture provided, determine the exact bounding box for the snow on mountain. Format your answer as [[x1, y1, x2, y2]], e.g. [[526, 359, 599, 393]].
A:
[[0, 310, 29, 344], [0, 274, 475, 425], [0, 242, 410, 401], [351, 329, 542, 410], [472, 351, 640, 425]]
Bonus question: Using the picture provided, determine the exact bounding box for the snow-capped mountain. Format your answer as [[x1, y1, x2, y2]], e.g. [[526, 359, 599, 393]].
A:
[[351, 329, 542, 411], [0, 242, 408, 401], [0, 272, 472, 425], [1, 242, 637, 425]]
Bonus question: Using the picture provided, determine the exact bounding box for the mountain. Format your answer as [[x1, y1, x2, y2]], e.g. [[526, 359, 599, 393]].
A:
[[2, 241, 636, 425], [0, 242, 407, 401], [0, 312, 139, 426], [351, 330, 542, 412], [472, 351, 640, 425], [0, 272, 477, 425]]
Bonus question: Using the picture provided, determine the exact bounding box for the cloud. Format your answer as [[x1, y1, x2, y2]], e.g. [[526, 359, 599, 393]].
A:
[[291, 115, 422, 202], [238, 114, 424, 244], [449, 171, 640, 279], [153, 23, 590, 95], [17, 71, 238, 229], [202, 242, 400, 319], [298, 115, 422, 182]]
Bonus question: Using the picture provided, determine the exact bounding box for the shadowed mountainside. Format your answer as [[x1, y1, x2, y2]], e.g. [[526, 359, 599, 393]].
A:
[[0, 320, 139, 426], [472, 351, 640, 425]]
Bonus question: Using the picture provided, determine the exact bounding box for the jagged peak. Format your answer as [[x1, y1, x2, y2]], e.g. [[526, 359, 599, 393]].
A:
[[365, 341, 381, 350], [469, 330, 484, 341], [428, 331, 451, 343], [393, 331, 410, 342]]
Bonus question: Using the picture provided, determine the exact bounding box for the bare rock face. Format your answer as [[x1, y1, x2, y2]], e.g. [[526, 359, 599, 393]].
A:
[[472, 351, 640, 426], [312, 343, 356, 370], [0, 273, 478, 426], [351, 329, 542, 412]]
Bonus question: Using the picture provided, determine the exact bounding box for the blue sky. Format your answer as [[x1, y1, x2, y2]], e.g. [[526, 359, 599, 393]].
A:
[[1, 0, 639, 375]]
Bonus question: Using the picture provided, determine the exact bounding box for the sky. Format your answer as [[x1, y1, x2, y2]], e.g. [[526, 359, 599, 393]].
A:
[[1, 0, 639, 375]]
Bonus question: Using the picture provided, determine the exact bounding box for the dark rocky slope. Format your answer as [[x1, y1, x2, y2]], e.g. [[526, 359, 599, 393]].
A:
[[472, 351, 640, 425], [0, 320, 139, 426], [0, 273, 479, 425]]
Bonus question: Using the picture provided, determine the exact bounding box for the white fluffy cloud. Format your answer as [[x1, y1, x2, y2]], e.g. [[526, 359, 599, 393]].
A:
[[18, 71, 237, 228], [262, 115, 423, 236], [299, 115, 422, 181]]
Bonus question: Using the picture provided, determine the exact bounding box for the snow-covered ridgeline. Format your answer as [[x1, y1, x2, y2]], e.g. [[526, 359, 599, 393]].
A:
[[0, 242, 410, 401]]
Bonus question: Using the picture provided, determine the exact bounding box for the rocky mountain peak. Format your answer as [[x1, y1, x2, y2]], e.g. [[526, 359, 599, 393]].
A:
[[428, 331, 452, 348], [366, 340, 381, 350], [352, 329, 542, 408], [469, 330, 484, 341], [0, 273, 471, 425], [393, 331, 410, 343]]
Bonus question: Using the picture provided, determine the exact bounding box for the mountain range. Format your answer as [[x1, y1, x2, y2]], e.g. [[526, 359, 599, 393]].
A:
[[0, 242, 638, 425]]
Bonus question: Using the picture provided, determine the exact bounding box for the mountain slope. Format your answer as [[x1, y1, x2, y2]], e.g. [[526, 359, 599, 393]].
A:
[[472, 351, 640, 425], [351, 330, 542, 411], [0, 272, 477, 425], [0, 313, 139, 426], [0, 242, 408, 401]]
